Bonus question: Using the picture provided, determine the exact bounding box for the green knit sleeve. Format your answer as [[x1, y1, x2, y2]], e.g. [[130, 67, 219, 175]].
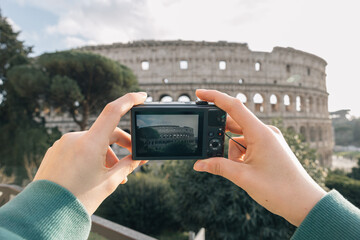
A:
[[0, 180, 91, 240], [292, 190, 360, 240]]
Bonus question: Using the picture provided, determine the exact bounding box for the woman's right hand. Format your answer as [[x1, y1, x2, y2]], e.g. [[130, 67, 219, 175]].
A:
[[193, 89, 326, 227]]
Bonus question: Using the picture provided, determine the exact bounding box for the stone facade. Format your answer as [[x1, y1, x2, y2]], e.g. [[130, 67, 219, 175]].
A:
[[52, 40, 333, 165]]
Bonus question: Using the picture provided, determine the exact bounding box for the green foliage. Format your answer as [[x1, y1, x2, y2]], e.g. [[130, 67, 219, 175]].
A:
[[163, 160, 294, 240], [332, 117, 360, 147], [159, 121, 326, 240], [50, 75, 84, 110], [36, 51, 139, 130], [0, 13, 31, 82], [347, 158, 360, 180], [0, 12, 60, 184], [326, 173, 360, 208], [95, 172, 179, 236]]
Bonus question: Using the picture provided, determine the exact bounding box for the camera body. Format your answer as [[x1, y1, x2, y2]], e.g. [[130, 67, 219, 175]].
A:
[[131, 101, 226, 160]]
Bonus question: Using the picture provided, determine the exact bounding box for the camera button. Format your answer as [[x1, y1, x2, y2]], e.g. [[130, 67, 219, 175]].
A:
[[208, 132, 215, 137]]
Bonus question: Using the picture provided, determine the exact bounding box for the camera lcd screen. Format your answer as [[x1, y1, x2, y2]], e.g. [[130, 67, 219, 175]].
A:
[[135, 113, 202, 158]]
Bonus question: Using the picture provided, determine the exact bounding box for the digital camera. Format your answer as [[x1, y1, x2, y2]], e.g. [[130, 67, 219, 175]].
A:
[[131, 101, 226, 160]]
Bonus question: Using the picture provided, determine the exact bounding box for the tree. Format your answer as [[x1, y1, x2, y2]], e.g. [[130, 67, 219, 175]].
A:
[[37, 51, 139, 130], [0, 13, 60, 184], [0, 11, 31, 85], [162, 124, 327, 240]]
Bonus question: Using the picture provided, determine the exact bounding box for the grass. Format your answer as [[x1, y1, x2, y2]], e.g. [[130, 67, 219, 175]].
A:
[[334, 151, 360, 159]]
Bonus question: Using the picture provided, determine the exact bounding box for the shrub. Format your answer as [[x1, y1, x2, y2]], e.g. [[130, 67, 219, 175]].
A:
[[326, 173, 360, 208], [95, 172, 179, 236]]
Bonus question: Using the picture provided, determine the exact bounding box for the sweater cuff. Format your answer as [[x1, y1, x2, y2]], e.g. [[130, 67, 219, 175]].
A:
[[0, 180, 91, 240], [292, 189, 360, 240]]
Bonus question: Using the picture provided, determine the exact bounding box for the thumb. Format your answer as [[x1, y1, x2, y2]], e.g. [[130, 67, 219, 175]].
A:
[[108, 155, 141, 183], [193, 157, 246, 183]]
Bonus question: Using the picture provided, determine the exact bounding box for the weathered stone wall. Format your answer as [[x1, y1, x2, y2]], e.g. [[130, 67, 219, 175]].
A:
[[62, 40, 333, 165]]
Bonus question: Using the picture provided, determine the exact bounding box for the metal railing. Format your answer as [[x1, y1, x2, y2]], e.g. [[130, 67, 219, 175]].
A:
[[0, 184, 157, 240]]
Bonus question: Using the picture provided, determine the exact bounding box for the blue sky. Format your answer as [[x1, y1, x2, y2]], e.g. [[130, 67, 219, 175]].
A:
[[1, 0, 360, 116]]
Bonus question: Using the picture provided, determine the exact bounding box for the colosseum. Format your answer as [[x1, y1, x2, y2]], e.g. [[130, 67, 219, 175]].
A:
[[51, 40, 334, 165]]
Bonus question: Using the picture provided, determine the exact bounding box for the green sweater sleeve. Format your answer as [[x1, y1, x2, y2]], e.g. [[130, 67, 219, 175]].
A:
[[292, 190, 360, 240], [0, 180, 91, 240]]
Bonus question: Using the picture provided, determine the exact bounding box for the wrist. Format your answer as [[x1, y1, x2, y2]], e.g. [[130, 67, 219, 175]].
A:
[[287, 183, 326, 226]]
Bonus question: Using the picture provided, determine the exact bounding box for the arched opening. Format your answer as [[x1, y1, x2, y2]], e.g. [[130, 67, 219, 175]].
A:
[[253, 93, 264, 112], [178, 94, 191, 102], [141, 61, 149, 70], [255, 62, 261, 71], [284, 95, 291, 112], [160, 95, 173, 102], [310, 127, 316, 142], [238, 78, 244, 84], [145, 96, 153, 102], [219, 61, 226, 70], [287, 126, 295, 133], [296, 96, 303, 112], [236, 93, 247, 104], [270, 94, 279, 112], [318, 127, 323, 141], [306, 97, 313, 113], [300, 126, 306, 142], [163, 78, 169, 84]]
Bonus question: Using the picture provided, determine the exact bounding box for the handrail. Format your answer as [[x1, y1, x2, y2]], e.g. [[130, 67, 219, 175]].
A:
[[0, 184, 157, 240]]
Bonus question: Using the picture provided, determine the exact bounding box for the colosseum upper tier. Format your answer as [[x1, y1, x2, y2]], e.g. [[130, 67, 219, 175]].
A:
[[80, 40, 333, 166]]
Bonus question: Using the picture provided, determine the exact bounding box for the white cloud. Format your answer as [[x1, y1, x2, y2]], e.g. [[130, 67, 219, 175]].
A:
[[6, 17, 21, 32], [64, 36, 97, 48], [9, 0, 360, 115]]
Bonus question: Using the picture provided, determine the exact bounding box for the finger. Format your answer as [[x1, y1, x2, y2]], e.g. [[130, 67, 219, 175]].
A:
[[107, 155, 141, 183], [110, 127, 132, 151], [105, 147, 119, 168], [226, 115, 243, 135], [196, 89, 264, 134], [193, 158, 247, 185], [228, 137, 247, 162], [120, 177, 128, 184], [267, 125, 282, 135], [89, 92, 147, 140]]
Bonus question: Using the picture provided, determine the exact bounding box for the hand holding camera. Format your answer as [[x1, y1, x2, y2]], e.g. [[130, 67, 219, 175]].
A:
[[193, 89, 326, 227]]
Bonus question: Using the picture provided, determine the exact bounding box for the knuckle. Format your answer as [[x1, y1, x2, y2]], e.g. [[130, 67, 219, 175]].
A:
[[268, 125, 281, 134], [210, 160, 223, 176], [104, 102, 117, 114], [228, 98, 242, 114], [125, 92, 137, 103]]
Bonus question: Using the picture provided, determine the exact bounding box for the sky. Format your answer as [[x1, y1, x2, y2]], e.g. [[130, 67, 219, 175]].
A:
[[1, 0, 360, 116]]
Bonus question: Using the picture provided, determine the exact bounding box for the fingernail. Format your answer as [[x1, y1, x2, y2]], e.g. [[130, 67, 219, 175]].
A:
[[194, 161, 206, 171], [138, 92, 147, 96]]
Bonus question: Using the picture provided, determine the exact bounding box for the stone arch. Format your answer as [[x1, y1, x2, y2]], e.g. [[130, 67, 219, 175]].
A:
[[318, 126, 323, 141], [253, 93, 264, 112], [145, 96, 153, 102], [296, 96, 305, 112], [283, 94, 293, 112], [270, 94, 279, 112], [177, 93, 191, 102], [236, 92, 247, 104], [300, 126, 307, 142], [310, 126, 316, 142], [287, 126, 295, 132], [307, 96, 314, 113], [160, 94, 173, 102]]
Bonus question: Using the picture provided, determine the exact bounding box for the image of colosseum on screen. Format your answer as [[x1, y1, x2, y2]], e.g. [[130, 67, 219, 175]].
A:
[[136, 114, 199, 156]]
